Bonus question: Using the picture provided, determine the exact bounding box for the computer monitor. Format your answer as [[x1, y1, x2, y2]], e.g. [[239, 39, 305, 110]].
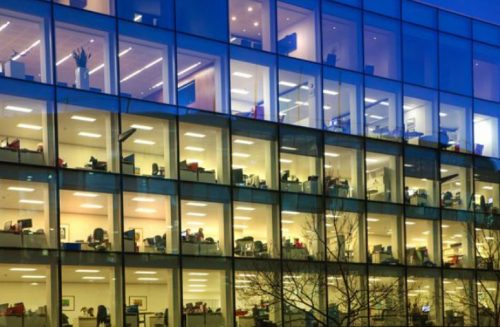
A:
[[422, 305, 431, 313], [17, 219, 33, 229], [123, 153, 135, 165], [124, 229, 135, 240], [3, 220, 11, 231]]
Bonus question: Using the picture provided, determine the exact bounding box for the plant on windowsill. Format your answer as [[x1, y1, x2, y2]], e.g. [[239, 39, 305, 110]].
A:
[[70, 0, 88, 9], [72, 47, 91, 90], [4, 49, 27, 79]]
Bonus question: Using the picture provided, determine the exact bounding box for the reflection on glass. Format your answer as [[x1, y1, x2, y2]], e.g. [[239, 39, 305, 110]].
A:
[[473, 43, 500, 102], [474, 100, 500, 158], [123, 192, 176, 254], [404, 147, 439, 207], [229, 0, 272, 51], [62, 264, 120, 326], [476, 228, 500, 270], [182, 269, 229, 326], [366, 151, 401, 203], [443, 272, 477, 326], [277, 1, 319, 62], [406, 270, 442, 326], [54, 0, 113, 15], [59, 190, 119, 251], [121, 114, 174, 178], [474, 158, 500, 213], [324, 144, 363, 199], [180, 200, 228, 256], [404, 86, 438, 147], [440, 154, 473, 211], [326, 210, 365, 262], [440, 93, 472, 153], [117, 0, 173, 28], [441, 220, 473, 268], [328, 268, 367, 326], [405, 218, 440, 267], [368, 271, 406, 326], [280, 150, 322, 195], [367, 213, 402, 265], [281, 211, 322, 260], [477, 274, 500, 325]]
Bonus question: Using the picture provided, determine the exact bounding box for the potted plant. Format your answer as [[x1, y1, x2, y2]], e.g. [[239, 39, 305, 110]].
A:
[[70, 0, 87, 9], [72, 47, 91, 90], [4, 50, 26, 79]]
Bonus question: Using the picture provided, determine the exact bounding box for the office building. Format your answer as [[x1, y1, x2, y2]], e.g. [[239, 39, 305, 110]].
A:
[[0, 0, 499, 326]]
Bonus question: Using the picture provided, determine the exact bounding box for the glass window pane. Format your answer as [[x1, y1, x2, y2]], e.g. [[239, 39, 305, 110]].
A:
[[365, 77, 402, 142], [119, 22, 175, 104], [277, 0, 320, 62], [474, 157, 500, 214], [363, 0, 400, 18], [474, 100, 500, 158], [402, 0, 437, 28], [439, 34, 472, 96], [369, 266, 406, 325], [176, 35, 229, 114], [439, 11, 471, 38], [230, 46, 276, 121], [322, 2, 362, 71], [278, 57, 321, 129], [403, 24, 437, 88], [407, 269, 442, 326], [280, 127, 322, 195], [473, 21, 500, 47], [406, 218, 440, 267], [442, 218, 474, 268], [117, 0, 173, 29], [440, 93, 473, 154], [324, 134, 364, 199], [441, 152, 473, 211], [367, 212, 403, 264], [366, 142, 402, 203], [443, 270, 477, 326], [404, 85, 438, 147], [57, 90, 119, 173], [0, 5, 51, 83], [175, 0, 228, 42], [404, 147, 439, 207], [282, 210, 322, 260], [364, 14, 401, 80], [54, 0, 113, 15], [473, 43, 500, 102], [55, 12, 117, 94], [229, 0, 273, 52], [477, 271, 500, 325], [326, 207, 365, 263], [323, 68, 364, 136]]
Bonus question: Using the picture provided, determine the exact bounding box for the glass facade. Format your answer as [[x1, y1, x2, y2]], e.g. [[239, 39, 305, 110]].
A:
[[0, 0, 499, 326]]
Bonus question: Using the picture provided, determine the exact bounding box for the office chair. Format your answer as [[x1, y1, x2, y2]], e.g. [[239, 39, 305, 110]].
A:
[[90, 228, 107, 251], [154, 234, 166, 253], [97, 305, 110, 327]]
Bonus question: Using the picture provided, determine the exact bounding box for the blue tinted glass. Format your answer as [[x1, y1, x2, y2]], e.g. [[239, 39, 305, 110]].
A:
[[175, 0, 228, 42], [403, 85, 438, 147], [473, 21, 500, 47], [322, 2, 362, 71], [439, 92, 473, 154], [474, 100, 500, 158], [438, 11, 471, 38], [229, 0, 273, 52], [117, 0, 173, 29], [403, 24, 437, 88], [363, 0, 400, 18], [330, 0, 361, 7], [473, 43, 500, 103], [364, 14, 401, 80], [402, 0, 437, 28], [439, 34, 472, 96]]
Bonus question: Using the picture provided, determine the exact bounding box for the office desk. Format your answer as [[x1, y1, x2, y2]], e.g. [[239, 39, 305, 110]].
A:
[[237, 316, 256, 327], [0, 231, 22, 247], [0, 315, 47, 327], [149, 316, 166, 326], [0, 316, 22, 327], [185, 313, 224, 327], [78, 317, 96, 327]]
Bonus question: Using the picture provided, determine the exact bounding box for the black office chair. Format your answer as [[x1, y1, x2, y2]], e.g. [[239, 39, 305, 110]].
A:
[[97, 305, 110, 327], [154, 235, 166, 253]]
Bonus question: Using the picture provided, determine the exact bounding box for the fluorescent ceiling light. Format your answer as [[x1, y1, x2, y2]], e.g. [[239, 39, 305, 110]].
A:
[[439, 112, 448, 117], [235, 206, 255, 211], [324, 164, 332, 168], [121, 57, 163, 83], [281, 219, 294, 224], [21, 275, 46, 279], [71, 115, 96, 122], [184, 132, 205, 138], [295, 101, 309, 106], [364, 97, 377, 103], [279, 158, 292, 164], [80, 204, 103, 209], [440, 168, 448, 173], [233, 71, 253, 79], [132, 197, 155, 203], [405, 221, 416, 225], [231, 88, 249, 95], [188, 289, 206, 293], [323, 105, 331, 110], [233, 139, 254, 145], [5, 105, 33, 113], [76, 269, 100, 273], [234, 216, 252, 221], [8, 186, 34, 192], [12, 40, 40, 61], [56, 53, 73, 66], [135, 208, 157, 214], [134, 139, 155, 145], [232, 152, 250, 158], [0, 21, 11, 32], [82, 276, 105, 280], [369, 115, 384, 120], [279, 81, 298, 88], [441, 224, 449, 228], [78, 132, 101, 138], [366, 217, 379, 222], [483, 186, 494, 190], [178, 61, 202, 76], [131, 124, 153, 131], [282, 210, 299, 215], [186, 212, 207, 217], [188, 272, 209, 276], [324, 152, 339, 157], [19, 199, 43, 204], [184, 146, 205, 152], [323, 89, 339, 96], [119, 47, 133, 57], [403, 105, 414, 110], [188, 278, 207, 282], [133, 14, 142, 22], [279, 97, 292, 103], [186, 202, 207, 207], [73, 192, 98, 198], [10, 268, 37, 272], [281, 146, 297, 151], [135, 271, 158, 275], [89, 63, 105, 75], [366, 158, 379, 163], [138, 277, 159, 281], [17, 123, 42, 130]]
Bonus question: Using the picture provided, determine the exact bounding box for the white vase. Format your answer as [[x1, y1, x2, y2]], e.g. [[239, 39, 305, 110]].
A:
[[75, 67, 89, 90], [4, 60, 26, 79]]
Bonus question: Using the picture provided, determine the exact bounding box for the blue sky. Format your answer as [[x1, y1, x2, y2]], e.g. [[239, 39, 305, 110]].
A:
[[416, 0, 500, 25]]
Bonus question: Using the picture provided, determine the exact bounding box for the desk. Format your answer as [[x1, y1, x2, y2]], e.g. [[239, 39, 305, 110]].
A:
[[78, 317, 96, 327], [185, 313, 224, 327], [0, 316, 22, 327], [149, 316, 166, 326], [0, 231, 22, 247], [237, 316, 256, 327], [283, 247, 309, 260], [0, 232, 47, 248], [0, 315, 48, 327]]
